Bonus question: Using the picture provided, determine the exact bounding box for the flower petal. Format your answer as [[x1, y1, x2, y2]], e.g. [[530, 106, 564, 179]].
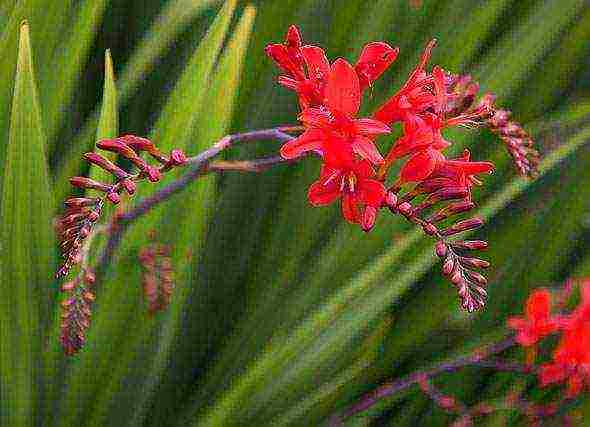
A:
[[280, 129, 324, 159], [354, 118, 391, 136], [525, 289, 552, 321], [359, 179, 386, 207], [352, 136, 384, 165], [400, 149, 442, 183], [355, 42, 399, 90], [286, 25, 302, 49], [341, 193, 360, 223], [325, 58, 361, 116], [308, 178, 341, 206], [298, 107, 333, 128], [265, 44, 304, 79], [301, 45, 330, 82]]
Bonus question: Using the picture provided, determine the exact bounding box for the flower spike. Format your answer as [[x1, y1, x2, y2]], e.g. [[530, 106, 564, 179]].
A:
[[56, 135, 187, 278]]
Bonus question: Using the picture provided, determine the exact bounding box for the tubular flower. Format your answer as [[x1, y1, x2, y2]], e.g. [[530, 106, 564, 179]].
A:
[[308, 160, 385, 231], [281, 58, 390, 167], [266, 25, 398, 109], [507, 289, 559, 346]]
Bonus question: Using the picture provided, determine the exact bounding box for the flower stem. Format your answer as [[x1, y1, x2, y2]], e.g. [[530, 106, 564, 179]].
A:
[[329, 336, 523, 425]]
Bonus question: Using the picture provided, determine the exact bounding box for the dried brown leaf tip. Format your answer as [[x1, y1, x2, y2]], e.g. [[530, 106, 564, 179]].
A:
[[56, 135, 187, 278], [139, 243, 175, 314], [60, 269, 96, 356]]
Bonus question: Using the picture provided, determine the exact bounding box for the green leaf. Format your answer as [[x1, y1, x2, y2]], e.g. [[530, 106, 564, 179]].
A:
[[89, 49, 119, 185], [41, 0, 109, 143], [117, 0, 220, 100], [0, 21, 54, 427], [53, 0, 220, 204]]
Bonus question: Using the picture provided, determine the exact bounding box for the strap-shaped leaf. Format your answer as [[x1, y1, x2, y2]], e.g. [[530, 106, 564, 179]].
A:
[[0, 22, 54, 427], [89, 50, 119, 185]]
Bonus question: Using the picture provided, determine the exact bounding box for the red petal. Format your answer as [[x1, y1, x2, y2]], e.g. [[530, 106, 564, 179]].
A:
[[463, 161, 495, 176], [280, 129, 324, 159], [308, 179, 341, 206], [352, 159, 376, 179], [404, 38, 437, 89], [352, 136, 384, 165], [341, 193, 360, 223], [265, 44, 303, 79], [525, 289, 552, 321], [400, 149, 442, 183], [539, 363, 569, 386], [432, 65, 447, 113], [302, 45, 330, 82], [322, 136, 356, 169], [355, 42, 399, 90], [298, 107, 333, 128], [325, 58, 361, 116], [361, 206, 378, 232], [354, 118, 391, 136], [277, 76, 298, 90], [286, 25, 302, 49], [359, 179, 386, 207]]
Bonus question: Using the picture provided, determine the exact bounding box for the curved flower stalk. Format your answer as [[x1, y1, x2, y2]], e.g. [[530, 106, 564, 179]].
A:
[[331, 278, 590, 426], [55, 127, 299, 355], [267, 25, 540, 310], [54, 26, 541, 354], [56, 135, 188, 279]]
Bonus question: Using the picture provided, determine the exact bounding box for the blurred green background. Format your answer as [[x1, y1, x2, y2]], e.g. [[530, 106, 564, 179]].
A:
[[0, 0, 589, 425]]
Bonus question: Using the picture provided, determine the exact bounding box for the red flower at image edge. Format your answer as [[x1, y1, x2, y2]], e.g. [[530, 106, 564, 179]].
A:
[[507, 288, 559, 347], [539, 281, 590, 397]]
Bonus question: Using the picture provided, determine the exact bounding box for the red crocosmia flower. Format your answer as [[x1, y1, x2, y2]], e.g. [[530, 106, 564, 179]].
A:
[[266, 25, 330, 109], [507, 288, 559, 346], [281, 59, 390, 166], [540, 322, 590, 397], [383, 113, 452, 171], [268, 26, 400, 110], [265, 25, 305, 80], [308, 160, 386, 231], [373, 39, 437, 125], [426, 150, 495, 190], [399, 149, 445, 183], [354, 42, 399, 90]]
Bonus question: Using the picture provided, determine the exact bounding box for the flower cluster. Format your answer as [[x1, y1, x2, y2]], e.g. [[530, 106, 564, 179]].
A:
[[508, 279, 590, 398], [267, 26, 538, 310], [56, 135, 187, 278]]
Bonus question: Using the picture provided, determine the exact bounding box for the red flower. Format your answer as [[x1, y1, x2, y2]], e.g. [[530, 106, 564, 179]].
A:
[[308, 160, 386, 231], [281, 59, 390, 167], [373, 39, 437, 125], [537, 281, 590, 398], [507, 289, 559, 346], [540, 325, 590, 397], [354, 42, 399, 90], [267, 25, 398, 110], [382, 112, 451, 174]]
